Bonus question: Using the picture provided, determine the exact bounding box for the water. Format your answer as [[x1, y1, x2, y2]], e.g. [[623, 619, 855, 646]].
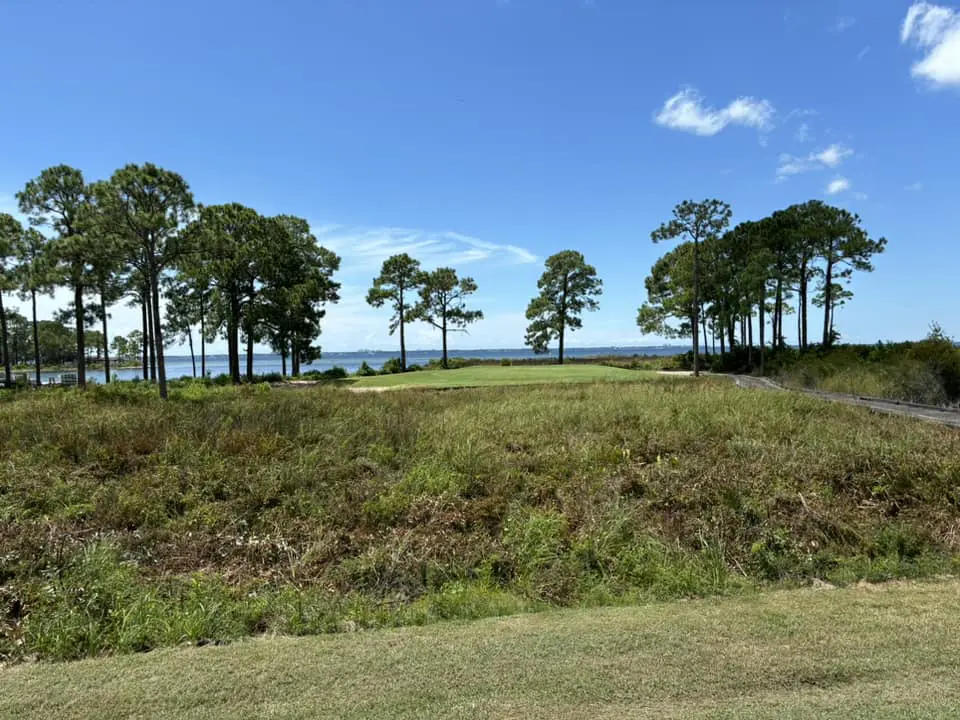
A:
[[27, 345, 687, 384]]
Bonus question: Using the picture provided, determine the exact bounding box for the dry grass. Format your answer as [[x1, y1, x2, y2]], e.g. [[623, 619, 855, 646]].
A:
[[2, 378, 960, 661], [2, 580, 960, 719]]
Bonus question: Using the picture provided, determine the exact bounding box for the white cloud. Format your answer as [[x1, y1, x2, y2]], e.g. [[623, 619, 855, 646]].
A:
[[795, 122, 812, 143], [315, 225, 537, 275], [830, 16, 857, 33], [901, 2, 960, 86], [905, 181, 924, 191], [814, 143, 854, 167], [654, 88, 775, 136], [776, 143, 854, 178], [857, 45, 872, 61], [826, 176, 851, 195], [852, 191, 869, 200]]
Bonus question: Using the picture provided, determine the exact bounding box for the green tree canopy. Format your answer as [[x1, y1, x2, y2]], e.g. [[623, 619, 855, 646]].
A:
[[97, 163, 195, 398], [411, 268, 482, 369], [524, 250, 602, 364], [17, 165, 93, 388], [366, 253, 423, 372], [650, 199, 732, 376]]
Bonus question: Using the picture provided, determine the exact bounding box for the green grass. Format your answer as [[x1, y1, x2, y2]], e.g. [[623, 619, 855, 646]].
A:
[[351, 363, 653, 388], [3, 580, 960, 719], [2, 378, 959, 662]]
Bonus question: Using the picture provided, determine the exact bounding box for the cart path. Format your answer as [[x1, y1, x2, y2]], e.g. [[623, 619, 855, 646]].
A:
[[733, 375, 960, 428]]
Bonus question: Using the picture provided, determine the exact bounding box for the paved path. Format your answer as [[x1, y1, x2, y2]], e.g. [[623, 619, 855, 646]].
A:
[[733, 375, 960, 429]]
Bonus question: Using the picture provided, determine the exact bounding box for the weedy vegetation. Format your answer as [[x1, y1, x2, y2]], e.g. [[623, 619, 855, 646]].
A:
[[1, 376, 959, 662]]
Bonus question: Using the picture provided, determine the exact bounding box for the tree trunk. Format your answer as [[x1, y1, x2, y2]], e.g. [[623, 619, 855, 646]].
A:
[[101, 289, 111, 383], [246, 280, 255, 382], [692, 239, 700, 376], [558, 279, 568, 365], [774, 278, 783, 349], [281, 346, 287, 378], [188, 328, 196, 378], [74, 282, 86, 389], [151, 272, 168, 400], [229, 296, 241, 384], [246, 331, 254, 382], [292, 342, 300, 377], [799, 261, 808, 350], [759, 287, 766, 375], [822, 256, 834, 347], [719, 326, 725, 357], [442, 310, 448, 369], [141, 296, 149, 380], [146, 290, 156, 382], [747, 311, 753, 367], [31, 290, 41, 387], [0, 291, 10, 387], [399, 286, 407, 372], [797, 302, 802, 352], [701, 313, 708, 358], [200, 293, 206, 378]]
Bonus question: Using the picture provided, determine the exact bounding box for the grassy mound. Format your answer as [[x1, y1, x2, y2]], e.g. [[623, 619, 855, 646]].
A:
[[1, 379, 959, 661], [3, 581, 960, 719], [350, 363, 651, 388]]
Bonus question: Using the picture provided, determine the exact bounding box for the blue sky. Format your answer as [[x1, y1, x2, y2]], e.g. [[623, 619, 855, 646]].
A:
[[1, 0, 958, 352]]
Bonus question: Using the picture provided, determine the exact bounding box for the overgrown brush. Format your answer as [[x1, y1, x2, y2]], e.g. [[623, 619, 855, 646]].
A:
[[1, 379, 959, 661], [771, 334, 960, 405]]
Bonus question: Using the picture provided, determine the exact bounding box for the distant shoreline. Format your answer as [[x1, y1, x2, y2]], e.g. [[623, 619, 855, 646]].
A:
[[11, 362, 142, 373]]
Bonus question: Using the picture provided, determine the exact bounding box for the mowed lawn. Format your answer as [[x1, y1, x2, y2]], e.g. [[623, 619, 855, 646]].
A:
[[3, 581, 960, 720], [351, 363, 652, 388]]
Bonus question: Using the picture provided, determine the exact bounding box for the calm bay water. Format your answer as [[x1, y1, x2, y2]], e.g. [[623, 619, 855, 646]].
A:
[[32, 346, 686, 384]]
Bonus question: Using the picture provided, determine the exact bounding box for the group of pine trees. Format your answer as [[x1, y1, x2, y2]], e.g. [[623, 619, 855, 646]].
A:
[[640, 199, 887, 375], [1, 168, 887, 397], [366, 249, 604, 369], [0, 164, 342, 398]]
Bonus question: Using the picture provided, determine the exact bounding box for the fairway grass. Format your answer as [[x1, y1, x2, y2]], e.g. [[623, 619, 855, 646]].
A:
[[351, 363, 652, 388], [3, 581, 960, 719]]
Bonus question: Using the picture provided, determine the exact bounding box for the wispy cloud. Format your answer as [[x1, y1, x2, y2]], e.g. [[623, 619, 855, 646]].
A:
[[852, 191, 869, 200], [795, 123, 812, 143], [785, 108, 819, 121], [905, 181, 924, 191], [830, 16, 857, 33], [901, 2, 960, 87], [826, 176, 851, 195], [654, 88, 775, 136], [776, 143, 854, 179], [857, 45, 872, 61], [314, 225, 538, 275]]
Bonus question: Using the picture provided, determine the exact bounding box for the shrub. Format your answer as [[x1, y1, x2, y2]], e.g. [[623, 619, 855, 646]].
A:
[[356, 361, 377, 377], [321, 367, 348, 381], [380, 358, 403, 374], [907, 336, 960, 402], [500, 358, 512, 367]]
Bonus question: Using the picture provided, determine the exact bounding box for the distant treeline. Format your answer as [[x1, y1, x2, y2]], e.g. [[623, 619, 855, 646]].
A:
[[640, 199, 887, 376], [1, 169, 899, 397]]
